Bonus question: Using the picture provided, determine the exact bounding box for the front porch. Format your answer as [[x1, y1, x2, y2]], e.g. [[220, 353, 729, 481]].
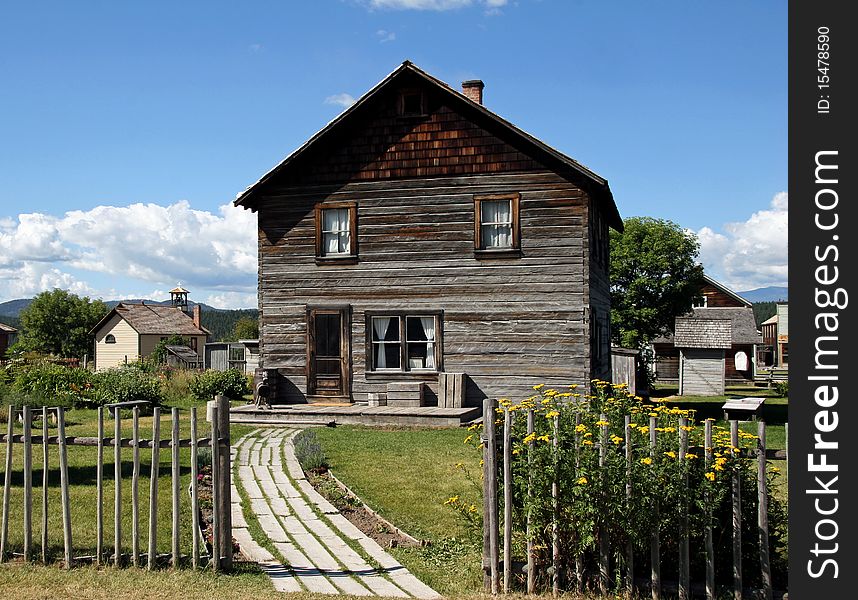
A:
[[230, 403, 481, 428]]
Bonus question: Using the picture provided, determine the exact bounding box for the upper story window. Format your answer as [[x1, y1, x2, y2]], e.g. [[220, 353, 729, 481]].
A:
[[474, 193, 520, 256], [315, 202, 357, 262], [105, 334, 116, 344], [692, 296, 708, 308]]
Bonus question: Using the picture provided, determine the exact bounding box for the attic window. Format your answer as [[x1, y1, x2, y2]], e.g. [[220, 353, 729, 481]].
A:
[[398, 90, 424, 117], [105, 334, 116, 344], [692, 296, 708, 308]]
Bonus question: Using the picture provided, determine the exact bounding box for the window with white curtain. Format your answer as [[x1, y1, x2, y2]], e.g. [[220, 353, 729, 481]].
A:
[[474, 193, 520, 253], [321, 208, 350, 255], [480, 200, 513, 248], [315, 202, 357, 259], [369, 313, 440, 372]]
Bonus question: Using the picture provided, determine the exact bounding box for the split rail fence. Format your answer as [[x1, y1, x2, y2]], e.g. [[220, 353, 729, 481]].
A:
[[481, 398, 788, 600], [0, 395, 233, 571]]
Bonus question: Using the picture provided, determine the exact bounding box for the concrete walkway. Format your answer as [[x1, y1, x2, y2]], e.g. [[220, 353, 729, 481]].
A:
[[231, 428, 441, 598]]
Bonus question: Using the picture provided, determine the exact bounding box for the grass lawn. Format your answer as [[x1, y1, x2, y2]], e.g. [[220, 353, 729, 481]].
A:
[[313, 425, 484, 596], [0, 397, 276, 597]]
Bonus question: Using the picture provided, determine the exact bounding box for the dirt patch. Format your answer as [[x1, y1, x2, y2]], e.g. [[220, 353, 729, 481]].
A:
[[307, 470, 420, 549]]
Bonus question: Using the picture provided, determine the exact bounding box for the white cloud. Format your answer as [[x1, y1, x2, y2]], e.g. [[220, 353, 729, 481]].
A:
[[696, 191, 788, 292], [204, 291, 258, 310], [365, 0, 506, 10], [0, 201, 258, 307], [324, 93, 357, 108], [376, 29, 396, 43], [248, 43, 262, 53]]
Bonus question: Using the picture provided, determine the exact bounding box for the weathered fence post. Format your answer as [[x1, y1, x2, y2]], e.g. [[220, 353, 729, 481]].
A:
[[41, 406, 49, 563], [624, 414, 633, 596], [757, 421, 773, 600], [210, 400, 221, 572], [96, 406, 104, 564], [552, 411, 560, 597], [114, 408, 122, 567], [171, 407, 181, 568], [704, 420, 715, 600], [57, 407, 73, 569], [526, 407, 535, 595], [649, 416, 660, 600], [190, 407, 200, 569], [730, 420, 742, 600], [132, 406, 141, 567], [22, 405, 33, 561], [598, 413, 609, 596], [481, 397, 499, 594], [148, 407, 161, 571], [1, 406, 13, 561], [215, 394, 233, 571], [678, 417, 690, 600], [502, 406, 512, 594]]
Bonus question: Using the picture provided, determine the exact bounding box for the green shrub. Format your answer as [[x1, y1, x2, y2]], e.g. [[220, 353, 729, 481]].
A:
[[188, 369, 250, 401], [92, 366, 164, 407], [773, 380, 788, 397], [293, 429, 328, 473], [12, 362, 97, 408]]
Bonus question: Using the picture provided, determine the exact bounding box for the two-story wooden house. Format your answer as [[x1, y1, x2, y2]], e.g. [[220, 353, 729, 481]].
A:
[[234, 62, 622, 406]]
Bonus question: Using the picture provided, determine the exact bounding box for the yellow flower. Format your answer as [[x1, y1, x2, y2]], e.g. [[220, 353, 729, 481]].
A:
[[512, 448, 521, 455], [537, 435, 551, 443], [705, 472, 716, 482], [444, 495, 459, 505], [680, 425, 694, 432], [455, 462, 464, 469], [664, 451, 677, 459], [771, 466, 780, 472], [640, 457, 653, 465], [576, 477, 588, 485], [583, 440, 594, 446], [468, 504, 478, 513], [523, 433, 536, 444], [463, 435, 474, 444], [545, 410, 560, 419], [584, 432, 593, 437], [611, 435, 623, 445], [595, 420, 609, 427], [533, 384, 545, 390], [685, 453, 698, 460], [575, 424, 587, 433]]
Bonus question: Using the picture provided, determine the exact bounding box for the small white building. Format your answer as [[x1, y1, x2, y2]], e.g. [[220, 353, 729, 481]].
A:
[[90, 289, 209, 371]]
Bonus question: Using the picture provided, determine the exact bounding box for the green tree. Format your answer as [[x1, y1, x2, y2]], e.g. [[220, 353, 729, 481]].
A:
[[231, 316, 259, 341], [15, 289, 107, 359], [149, 333, 191, 365], [610, 217, 705, 349]]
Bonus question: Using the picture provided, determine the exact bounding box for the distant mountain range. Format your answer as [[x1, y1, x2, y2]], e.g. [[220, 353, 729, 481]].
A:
[[0, 297, 244, 319], [736, 286, 788, 303]]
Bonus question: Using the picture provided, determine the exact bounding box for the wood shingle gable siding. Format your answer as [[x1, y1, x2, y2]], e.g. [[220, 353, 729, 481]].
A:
[[236, 62, 621, 405], [674, 318, 732, 349]]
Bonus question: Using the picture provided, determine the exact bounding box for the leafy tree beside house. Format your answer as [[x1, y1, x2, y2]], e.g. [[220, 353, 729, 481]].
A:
[[14, 289, 107, 359], [610, 217, 704, 351], [231, 316, 259, 341]]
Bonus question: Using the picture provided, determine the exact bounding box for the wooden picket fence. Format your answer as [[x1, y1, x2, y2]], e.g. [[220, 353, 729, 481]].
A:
[[0, 395, 233, 571], [481, 398, 788, 600]]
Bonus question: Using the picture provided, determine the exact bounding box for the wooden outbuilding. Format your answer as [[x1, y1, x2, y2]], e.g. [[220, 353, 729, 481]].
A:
[[674, 317, 732, 396], [234, 61, 622, 406], [652, 275, 761, 385], [0, 322, 16, 358]]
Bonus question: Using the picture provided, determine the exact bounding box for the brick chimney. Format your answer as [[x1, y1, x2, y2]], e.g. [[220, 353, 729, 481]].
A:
[[461, 79, 484, 105], [192, 304, 201, 330]]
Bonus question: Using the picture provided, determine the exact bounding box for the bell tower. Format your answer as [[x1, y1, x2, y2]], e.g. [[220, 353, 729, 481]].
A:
[[170, 285, 189, 312]]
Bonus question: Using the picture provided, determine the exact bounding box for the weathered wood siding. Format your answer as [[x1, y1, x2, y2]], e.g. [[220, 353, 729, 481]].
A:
[[588, 200, 611, 380], [94, 315, 139, 370], [698, 282, 747, 308], [679, 349, 725, 396], [252, 76, 610, 404], [257, 172, 595, 404]]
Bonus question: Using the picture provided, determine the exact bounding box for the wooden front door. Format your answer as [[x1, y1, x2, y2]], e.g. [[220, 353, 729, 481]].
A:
[[307, 307, 350, 399]]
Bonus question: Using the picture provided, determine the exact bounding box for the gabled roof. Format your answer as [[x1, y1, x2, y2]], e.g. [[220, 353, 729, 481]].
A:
[[702, 274, 752, 307], [761, 314, 778, 326], [234, 60, 622, 231], [0, 323, 17, 334], [90, 302, 209, 337]]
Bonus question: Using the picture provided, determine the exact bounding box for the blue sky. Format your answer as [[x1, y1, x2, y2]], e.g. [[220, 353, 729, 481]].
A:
[[0, 0, 787, 308]]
